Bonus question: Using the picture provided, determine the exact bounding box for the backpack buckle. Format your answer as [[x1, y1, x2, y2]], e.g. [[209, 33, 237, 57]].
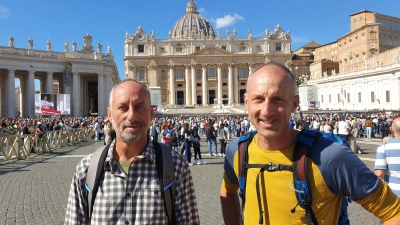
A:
[[265, 162, 278, 171]]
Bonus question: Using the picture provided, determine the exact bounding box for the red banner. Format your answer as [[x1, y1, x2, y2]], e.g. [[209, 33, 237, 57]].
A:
[[41, 108, 62, 115]]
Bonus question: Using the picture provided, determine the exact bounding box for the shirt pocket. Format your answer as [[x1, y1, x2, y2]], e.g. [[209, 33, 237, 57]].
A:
[[139, 179, 164, 224]]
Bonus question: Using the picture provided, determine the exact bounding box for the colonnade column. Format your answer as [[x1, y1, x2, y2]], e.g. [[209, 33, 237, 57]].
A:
[[98, 74, 105, 116], [228, 64, 233, 105], [191, 65, 196, 105], [217, 64, 222, 105], [169, 66, 175, 106], [20, 78, 27, 117], [72, 72, 81, 117], [233, 65, 238, 104], [185, 65, 191, 106], [27, 71, 35, 117], [202, 64, 207, 106], [7, 70, 16, 118], [248, 63, 254, 76], [105, 73, 113, 107], [46, 71, 53, 94], [0, 74, 7, 117]]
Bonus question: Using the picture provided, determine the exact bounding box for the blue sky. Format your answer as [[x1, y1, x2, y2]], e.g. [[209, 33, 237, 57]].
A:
[[0, 0, 399, 88]]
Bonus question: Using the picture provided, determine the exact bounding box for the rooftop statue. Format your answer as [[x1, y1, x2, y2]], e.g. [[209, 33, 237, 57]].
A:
[[97, 43, 103, 54], [28, 38, 34, 49], [47, 40, 52, 51], [8, 35, 14, 48], [72, 40, 77, 52], [64, 41, 69, 52]]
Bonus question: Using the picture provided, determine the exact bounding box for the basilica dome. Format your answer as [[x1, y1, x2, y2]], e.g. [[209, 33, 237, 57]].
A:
[[170, 0, 215, 39]]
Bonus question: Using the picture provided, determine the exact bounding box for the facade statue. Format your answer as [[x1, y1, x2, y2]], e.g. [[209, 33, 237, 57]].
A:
[[210, 27, 214, 37], [63, 66, 71, 86], [169, 30, 172, 38], [81, 33, 94, 52], [46, 40, 52, 51], [233, 29, 237, 39], [151, 30, 155, 40], [28, 38, 34, 49], [107, 45, 112, 56], [265, 28, 269, 38], [248, 29, 252, 39], [285, 30, 291, 40], [126, 31, 129, 40], [8, 35, 14, 48], [64, 41, 69, 52], [72, 40, 77, 52], [332, 68, 336, 75], [97, 43, 103, 54], [217, 29, 221, 39], [226, 29, 230, 38]]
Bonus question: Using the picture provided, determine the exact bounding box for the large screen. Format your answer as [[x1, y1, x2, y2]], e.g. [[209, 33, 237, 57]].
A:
[[35, 94, 71, 115]]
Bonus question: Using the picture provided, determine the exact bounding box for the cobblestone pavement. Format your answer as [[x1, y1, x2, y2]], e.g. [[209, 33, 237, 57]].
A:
[[0, 137, 387, 224]]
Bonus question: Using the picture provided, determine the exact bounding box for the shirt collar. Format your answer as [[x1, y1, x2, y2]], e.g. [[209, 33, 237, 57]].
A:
[[104, 137, 156, 171]]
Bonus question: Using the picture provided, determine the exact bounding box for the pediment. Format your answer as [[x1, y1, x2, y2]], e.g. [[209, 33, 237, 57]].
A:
[[191, 45, 233, 56]]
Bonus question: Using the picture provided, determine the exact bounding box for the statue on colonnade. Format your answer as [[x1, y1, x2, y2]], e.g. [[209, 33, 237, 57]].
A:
[[8, 35, 14, 47], [46, 40, 52, 51], [28, 38, 34, 49]]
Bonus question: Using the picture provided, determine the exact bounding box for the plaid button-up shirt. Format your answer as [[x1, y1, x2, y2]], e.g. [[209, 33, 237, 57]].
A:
[[65, 140, 200, 225]]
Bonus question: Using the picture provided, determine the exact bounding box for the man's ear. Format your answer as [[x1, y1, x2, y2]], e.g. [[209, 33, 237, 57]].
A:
[[292, 95, 300, 113], [107, 107, 112, 122]]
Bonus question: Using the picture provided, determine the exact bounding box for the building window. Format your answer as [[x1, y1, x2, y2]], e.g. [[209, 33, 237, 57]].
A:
[[386, 90, 390, 102], [321, 95, 324, 103], [223, 83, 227, 86], [239, 46, 246, 51], [329, 94, 331, 103], [197, 83, 201, 86], [337, 94, 340, 103], [276, 43, 281, 51], [222, 70, 227, 78], [138, 45, 144, 53], [347, 93, 350, 103], [209, 68, 215, 77], [196, 70, 201, 79], [161, 70, 166, 81], [196, 46, 200, 51], [240, 82, 245, 85], [222, 46, 227, 50], [371, 92, 375, 102], [358, 92, 362, 103], [176, 47, 183, 52], [370, 33, 375, 39], [160, 47, 166, 53], [139, 69, 145, 80], [177, 69, 183, 78], [239, 68, 246, 77], [177, 84, 183, 87]]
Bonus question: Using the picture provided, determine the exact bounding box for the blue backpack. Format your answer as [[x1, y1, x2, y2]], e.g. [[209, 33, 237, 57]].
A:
[[237, 129, 350, 225]]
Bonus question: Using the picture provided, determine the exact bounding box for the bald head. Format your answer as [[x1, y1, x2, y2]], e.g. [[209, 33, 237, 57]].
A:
[[109, 79, 151, 107], [392, 117, 400, 137]]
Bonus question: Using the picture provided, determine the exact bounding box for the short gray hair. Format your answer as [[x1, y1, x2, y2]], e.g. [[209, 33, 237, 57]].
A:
[[109, 79, 151, 107], [246, 62, 297, 97]]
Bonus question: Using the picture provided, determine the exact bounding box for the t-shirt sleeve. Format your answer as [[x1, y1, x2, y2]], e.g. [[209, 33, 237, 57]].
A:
[[310, 138, 381, 201], [374, 144, 388, 170], [221, 139, 239, 194]]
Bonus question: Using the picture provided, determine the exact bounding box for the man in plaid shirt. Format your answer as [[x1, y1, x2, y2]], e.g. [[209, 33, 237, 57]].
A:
[[65, 79, 200, 225]]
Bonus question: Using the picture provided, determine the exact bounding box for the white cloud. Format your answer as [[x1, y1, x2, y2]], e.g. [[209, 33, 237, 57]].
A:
[[213, 13, 244, 29], [198, 7, 205, 14], [291, 35, 311, 44], [0, 6, 11, 19]]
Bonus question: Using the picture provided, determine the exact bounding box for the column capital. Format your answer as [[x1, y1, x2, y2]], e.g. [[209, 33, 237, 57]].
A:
[[169, 65, 175, 69], [28, 70, 35, 74], [191, 64, 196, 69], [201, 64, 208, 67], [184, 64, 191, 69], [217, 63, 223, 67], [227, 63, 233, 68], [7, 69, 15, 73]]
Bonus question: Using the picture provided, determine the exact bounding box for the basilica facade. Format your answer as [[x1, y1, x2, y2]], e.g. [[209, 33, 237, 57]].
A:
[[123, 0, 292, 106], [0, 34, 120, 118]]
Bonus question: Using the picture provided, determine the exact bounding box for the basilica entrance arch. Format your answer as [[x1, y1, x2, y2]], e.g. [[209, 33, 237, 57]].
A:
[[176, 91, 184, 105], [208, 90, 215, 105]]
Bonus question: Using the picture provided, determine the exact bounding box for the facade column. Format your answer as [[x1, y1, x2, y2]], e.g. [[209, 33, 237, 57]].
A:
[[217, 64, 222, 105], [185, 65, 191, 105], [72, 72, 81, 117], [27, 71, 35, 117], [46, 71, 54, 94], [191, 65, 196, 105], [233, 65, 239, 104], [202, 64, 207, 106], [98, 74, 105, 116], [20, 77, 26, 117], [105, 73, 113, 107], [7, 70, 16, 118], [228, 64, 233, 105], [0, 74, 8, 117], [169, 66, 175, 105]]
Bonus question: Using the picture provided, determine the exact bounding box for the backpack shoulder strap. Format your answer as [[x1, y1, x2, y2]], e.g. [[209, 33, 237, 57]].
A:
[[85, 142, 111, 220], [154, 141, 176, 225], [292, 130, 320, 225]]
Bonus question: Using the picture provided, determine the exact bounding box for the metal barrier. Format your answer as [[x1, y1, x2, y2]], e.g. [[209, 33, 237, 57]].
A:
[[0, 128, 95, 160]]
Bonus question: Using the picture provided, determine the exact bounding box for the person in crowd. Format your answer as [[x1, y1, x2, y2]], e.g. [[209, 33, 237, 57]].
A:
[[220, 62, 400, 224], [337, 117, 350, 142], [375, 117, 400, 197], [206, 119, 218, 156], [65, 79, 199, 224], [218, 123, 227, 157], [151, 121, 160, 142], [170, 132, 179, 152], [365, 117, 373, 139], [322, 120, 332, 133], [182, 122, 193, 165], [192, 130, 205, 165]]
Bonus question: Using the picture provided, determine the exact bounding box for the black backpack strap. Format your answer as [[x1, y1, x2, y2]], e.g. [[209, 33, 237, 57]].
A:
[[154, 141, 176, 225], [292, 130, 319, 225], [85, 142, 111, 220]]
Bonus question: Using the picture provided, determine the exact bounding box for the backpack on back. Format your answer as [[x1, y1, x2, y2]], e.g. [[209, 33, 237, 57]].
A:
[[236, 130, 350, 225], [85, 141, 176, 225]]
